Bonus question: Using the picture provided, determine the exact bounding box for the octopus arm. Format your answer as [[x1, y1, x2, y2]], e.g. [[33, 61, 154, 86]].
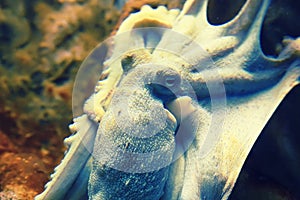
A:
[[35, 115, 98, 200]]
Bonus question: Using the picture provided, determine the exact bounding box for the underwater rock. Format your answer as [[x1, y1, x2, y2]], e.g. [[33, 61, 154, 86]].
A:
[[0, 0, 120, 162], [0, 130, 16, 154], [0, 130, 51, 199], [0, 0, 30, 49], [0, 152, 49, 199]]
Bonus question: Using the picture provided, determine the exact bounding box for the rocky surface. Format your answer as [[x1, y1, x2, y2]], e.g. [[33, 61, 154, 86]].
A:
[[0, 129, 63, 199], [0, 0, 120, 198]]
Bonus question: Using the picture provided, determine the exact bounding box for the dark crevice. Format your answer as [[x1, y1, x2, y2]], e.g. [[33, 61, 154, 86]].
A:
[[0, 23, 14, 45], [207, 0, 246, 25], [0, 112, 18, 140], [261, 0, 300, 56]]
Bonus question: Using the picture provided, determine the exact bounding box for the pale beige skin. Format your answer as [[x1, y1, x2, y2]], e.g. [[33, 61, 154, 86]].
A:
[[35, 0, 300, 199]]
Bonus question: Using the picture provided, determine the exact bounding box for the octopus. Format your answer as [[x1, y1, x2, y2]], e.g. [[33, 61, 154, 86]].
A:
[[35, 0, 300, 199]]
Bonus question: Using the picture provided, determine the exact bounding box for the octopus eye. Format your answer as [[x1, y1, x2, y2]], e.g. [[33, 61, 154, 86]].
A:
[[165, 76, 177, 87], [155, 69, 181, 88]]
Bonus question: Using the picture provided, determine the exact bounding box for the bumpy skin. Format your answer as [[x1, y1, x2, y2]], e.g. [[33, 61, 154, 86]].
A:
[[88, 64, 179, 199], [35, 0, 300, 200]]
